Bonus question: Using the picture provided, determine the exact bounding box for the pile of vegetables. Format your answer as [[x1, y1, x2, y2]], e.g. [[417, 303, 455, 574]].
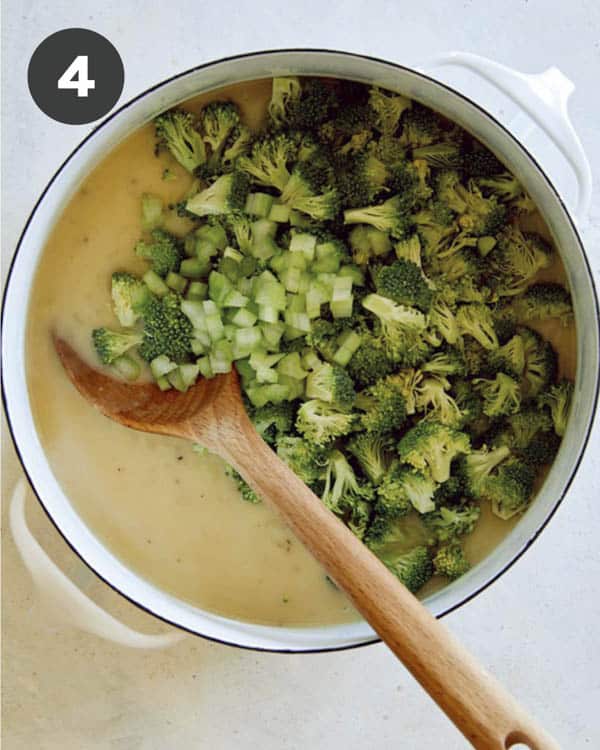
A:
[[91, 77, 574, 594]]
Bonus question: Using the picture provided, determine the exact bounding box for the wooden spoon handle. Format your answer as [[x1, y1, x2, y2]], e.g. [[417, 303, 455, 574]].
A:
[[216, 421, 560, 750]]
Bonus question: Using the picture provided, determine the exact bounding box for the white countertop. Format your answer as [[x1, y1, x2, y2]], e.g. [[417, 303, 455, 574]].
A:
[[2, 1, 600, 747]]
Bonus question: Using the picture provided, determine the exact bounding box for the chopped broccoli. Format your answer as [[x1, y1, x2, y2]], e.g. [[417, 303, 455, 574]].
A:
[[238, 133, 296, 191], [520, 327, 557, 397], [280, 161, 340, 221], [251, 401, 296, 445], [154, 110, 207, 173], [424, 505, 480, 543], [380, 464, 438, 514], [347, 433, 392, 485], [276, 435, 329, 486], [538, 380, 573, 437], [381, 545, 434, 593], [362, 293, 429, 365], [321, 450, 374, 539], [433, 542, 471, 580], [458, 444, 512, 498], [489, 228, 553, 296], [348, 225, 393, 266], [412, 142, 462, 169], [372, 258, 434, 312], [484, 458, 536, 519], [487, 333, 525, 377], [415, 375, 464, 427], [400, 103, 443, 148], [268, 77, 303, 128], [343, 195, 412, 239], [226, 466, 261, 503], [398, 420, 471, 483], [356, 378, 408, 435], [186, 172, 250, 217], [488, 408, 559, 466], [510, 283, 573, 326], [421, 350, 466, 378], [199, 101, 240, 167], [135, 229, 183, 277], [305, 362, 356, 411], [347, 336, 394, 387], [369, 86, 412, 135], [92, 327, 143, 365], [461, 149, 504, 177], [111, 271, 153, 326], [295, 399, 356, 445], [456, 304, 499, 350], [474, 372, 522, 417], [138, 292, 193, 363]]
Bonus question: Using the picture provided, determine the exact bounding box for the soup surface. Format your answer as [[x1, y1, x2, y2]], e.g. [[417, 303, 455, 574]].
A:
[[26, 80, 576, 626]]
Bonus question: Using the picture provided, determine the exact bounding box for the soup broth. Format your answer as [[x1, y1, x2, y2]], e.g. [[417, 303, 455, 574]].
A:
[[26, 80, 576, 626]]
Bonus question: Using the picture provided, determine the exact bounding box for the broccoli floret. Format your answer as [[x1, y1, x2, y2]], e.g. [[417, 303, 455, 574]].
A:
[[487, 333, 525, 377], [343, 195, 412, 239], [489, 228, 553, 296], [220, 125, 253, 171], [415, 376, 464, 427], [538, 380, 573, 437], [225, 466, 261, 504], [138, 292, 193, 363], [362, 293, 429, 365], [237, 133, 296, 191], [474, 372, 521, 417], [186, 172, 250, 217], [412, 142, 462, 169], [380, 463, 438, 515], [92, 327, 143, 365], [421, 349, 466, 378], [400, 103, 443, 148], [488, 408, 560, 466], [456, 183, 506, 237], [347, 336, 394, 387], [321, 450, 374, 538], [423, 505, 480, 543], [348, 225, 392, 265], [275, 435, 329, 486], [111, 272, 153, 327], [356, 378, 408, 435], [251, 401, 296, 445], [286, 79, 338, 132], [428, 297, 460, 346], [154, 110, 207, 173], [335, 152, 390, 208], [295, 400, 356, 445], [395, 234, 423, 267], [347, 433, 392, 485], [461, 149, 504, 178], [456, 304, 499, 350], [477, 172, 526, 201], [484, 458, 536, 519], [305, 362, 356, 411], [510, 283, 573, 326], [435, 170, 468, 213], [458, 444, 512, 498], [268, 77, 303, 128], [381, 546, 434, 593], [200, 101, 240, 159], [280, 161, 340, 221], [368, 86, 412, 135], [373, 258, 434, 312], [450, 378, 486, 433], [520, 327, 557, 398], [433, 542, 471, 580], [397, 420, 471, 483], [135, 229, 183, 277], [520, 429, 562, 467]]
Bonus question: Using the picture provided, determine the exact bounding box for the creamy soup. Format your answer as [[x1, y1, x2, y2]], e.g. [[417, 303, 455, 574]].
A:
[[26, 80, 577, 626]]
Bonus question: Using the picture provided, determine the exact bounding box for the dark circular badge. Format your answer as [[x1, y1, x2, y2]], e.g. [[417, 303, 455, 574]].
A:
[[28, 28, 124, 125]]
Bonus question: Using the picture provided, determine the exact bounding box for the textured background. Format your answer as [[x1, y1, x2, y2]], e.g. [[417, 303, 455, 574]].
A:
[[2, 1, 599, 748]]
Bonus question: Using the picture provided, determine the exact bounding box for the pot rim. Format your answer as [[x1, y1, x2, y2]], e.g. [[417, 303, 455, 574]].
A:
[[2, 47, 599, 653]]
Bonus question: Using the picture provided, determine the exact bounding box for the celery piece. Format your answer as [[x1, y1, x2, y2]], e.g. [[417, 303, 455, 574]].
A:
[[209, 340, 234, 374], [477, 236, 497, 256], [196, 222, 227, 250], [285, 311, 311, 332], [339, 265, 365, 286], [208, 271, 233, 305], [156, 375, 172, 391], [197, 356, 214, 379], [231, 307, 258, 327], [235, 358, 254, 382], [330, 298, 353, 318], [301, 349, 321, 371], [289, 210, 313, 228], [239, 256, 257, 278], [287, 293, 306, 313], [245, 192, 274, 218], [191, 339, 207, 356], [258, 305, 279, 323], [260, 321, 286, 349], [281, 266, 303, 293], [268, 203, 291, 223], [332, 276, 353, 303], [186, 281, 208, 301], [181, 300, 207, 330], [289, 232, 317, 260], [278, 375, 305, 400], [314, 242, 342, 273], [223, 247, 244, 263], [113, 355, 141, 381], [246, 383, 290, 407], [234, 326, 263, 358], [223, 324, 236, 341], [179, 362, 200, 388], [203, 300, 224, 341], [166, 272, 187, 294], [150, 354, 177, 379], [167, 367, 187, 392], [333, 330, 362, 366], [306, 282, 329, 319], [223, 289, 249, 308], [180, 258, 206, 279], [141, 193, 163, 231], [143, 269, 169, 297], [277, 352, 309, 380]]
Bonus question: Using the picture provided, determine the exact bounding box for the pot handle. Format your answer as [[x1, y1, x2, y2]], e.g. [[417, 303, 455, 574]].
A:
[[9, 478, 186, 649], [424, 51, 592, 226]]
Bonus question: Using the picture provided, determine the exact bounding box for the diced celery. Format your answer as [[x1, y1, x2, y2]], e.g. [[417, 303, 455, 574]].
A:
[[167, 367, 187, 392], [235, 358, 254, 382], [301, 349, 321, 371], [191, 339, 207, 355], [238, 277, 253, 296], [220, 257, 241, 282], [150, 355, 177, 379], [287, 293, 306, 313], [180, 258, 206, 279], [113, 355, 141, 381], [254, 366, 278, 384], [258, 305, 279, 323], [223, 289, 249, 308], [246, 383, 290, 407], [179, 362, 200, 387], [277, 352, 309, 380], [330, 297, 353, 318], [223, 324, 236, 341], [285, 311, 311, 332], [186, 281, 208, 301], [141, 193, 163, 231], [277, 375, 305, 400], [332, 276, 353, 302], [165, 272, 187, 294], [231, 307, 258, 327], [306, 282, 329, 318], [254, 272, 286, 310], [280, 266, 303, 293], [143, 269, 168, 297], [203, 300, 224, 341], [367, 227, 392, 256], [209, 340, 234, 374], [333, 330, 362, 366], [181, 300, 207, 330], [249, 351, 285, 370], [245, 192, 274, 218], [234, 326, 263, 358], [239, 256, 257, 278], [289, 210, 313, 228], [184, 234, 198, 258], [156, 375, 172, 391], [268, 203, 291, 223], [192, 329, 211, 348], [289, 232, 317, 260], [260, 321, 285, 349], [208, 271, 233, 305], [314, 242, 342, 273], [197, 356, 214, 379], [195, 239, 218, 264]]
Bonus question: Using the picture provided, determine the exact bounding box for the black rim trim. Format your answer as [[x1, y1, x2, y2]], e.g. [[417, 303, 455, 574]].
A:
[[2, 47, 599, 654]]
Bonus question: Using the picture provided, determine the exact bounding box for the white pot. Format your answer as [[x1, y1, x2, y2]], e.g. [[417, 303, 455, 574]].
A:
[[3, 50, 598, 652]]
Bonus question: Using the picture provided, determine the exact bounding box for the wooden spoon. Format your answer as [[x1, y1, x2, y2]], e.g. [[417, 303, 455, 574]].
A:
[[55, 336, 559, 750]]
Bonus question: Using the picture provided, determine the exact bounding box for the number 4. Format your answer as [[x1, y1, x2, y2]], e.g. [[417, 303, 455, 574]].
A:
[[58, 55, 95, 98]]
